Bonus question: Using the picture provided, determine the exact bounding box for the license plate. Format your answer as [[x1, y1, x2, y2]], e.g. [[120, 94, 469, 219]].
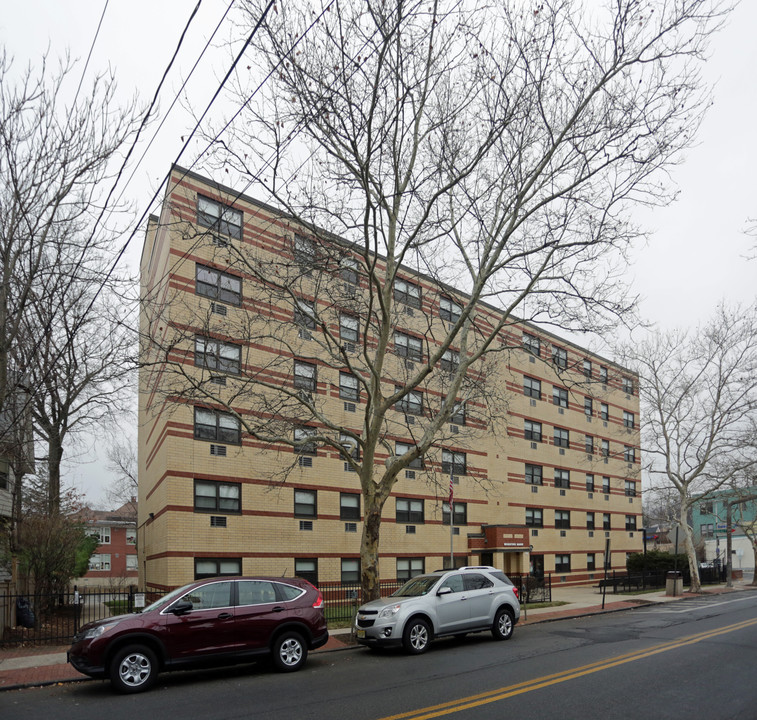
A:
[[357, 629, 366, 639]]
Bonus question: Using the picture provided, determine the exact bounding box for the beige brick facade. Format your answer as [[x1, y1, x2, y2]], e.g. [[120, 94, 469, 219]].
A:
[[138, 166, 642, 591]]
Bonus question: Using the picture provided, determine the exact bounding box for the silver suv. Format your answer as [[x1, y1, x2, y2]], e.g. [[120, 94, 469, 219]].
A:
[[354, 566, 520, 654]]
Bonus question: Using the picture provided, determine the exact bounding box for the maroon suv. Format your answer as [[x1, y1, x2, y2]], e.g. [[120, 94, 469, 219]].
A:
[[68, 576, 328, 693]]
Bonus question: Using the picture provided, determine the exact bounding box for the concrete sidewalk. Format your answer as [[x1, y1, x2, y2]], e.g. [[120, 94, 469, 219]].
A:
[[1, 581, 752, 692]]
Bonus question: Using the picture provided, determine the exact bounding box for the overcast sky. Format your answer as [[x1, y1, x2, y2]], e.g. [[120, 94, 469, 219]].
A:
[[2, 1, 755, 505]]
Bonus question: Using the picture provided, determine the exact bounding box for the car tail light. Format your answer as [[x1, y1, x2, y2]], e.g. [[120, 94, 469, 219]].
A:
[[312, 590, 324, 609], [512, 585, 519, 600]]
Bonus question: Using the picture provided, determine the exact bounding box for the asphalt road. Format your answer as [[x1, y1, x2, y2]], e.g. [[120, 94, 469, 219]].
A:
[[3, 591, 757, 720]]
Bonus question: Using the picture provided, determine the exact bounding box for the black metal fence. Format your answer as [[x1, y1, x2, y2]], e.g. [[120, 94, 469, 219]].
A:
[[598, 566, 727, 593], [512, 574, 552, 604]]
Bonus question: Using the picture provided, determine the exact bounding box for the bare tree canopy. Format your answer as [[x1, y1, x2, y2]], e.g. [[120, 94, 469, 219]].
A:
[[151, 0, 731, 596], [620, 303, 757, 591]]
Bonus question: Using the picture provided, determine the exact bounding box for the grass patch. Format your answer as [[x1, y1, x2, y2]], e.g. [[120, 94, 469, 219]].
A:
[[523, 601, 570, 610]]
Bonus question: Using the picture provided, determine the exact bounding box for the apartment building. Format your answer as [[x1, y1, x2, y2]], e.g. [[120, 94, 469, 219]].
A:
[[138, 165, 642, 591]]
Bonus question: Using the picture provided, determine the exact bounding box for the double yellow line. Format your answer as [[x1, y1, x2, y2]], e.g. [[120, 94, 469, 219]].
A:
[[379, 617, 757, 720]]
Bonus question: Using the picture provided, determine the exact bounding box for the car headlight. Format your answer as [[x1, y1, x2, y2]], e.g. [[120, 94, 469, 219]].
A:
[[378, 604, 402, 619], [83, 622, 119, 639]]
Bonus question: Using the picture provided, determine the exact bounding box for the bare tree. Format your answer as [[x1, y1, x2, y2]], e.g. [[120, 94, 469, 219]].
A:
[[620, 304, 757, 592], [105, 437, 138, 515], [150, 0, 730, 597]]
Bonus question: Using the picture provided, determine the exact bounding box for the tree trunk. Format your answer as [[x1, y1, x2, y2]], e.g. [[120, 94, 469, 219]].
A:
[[360, 497, 385, 602], [679, 505, 701, 593], [47, 435, 64, 514]]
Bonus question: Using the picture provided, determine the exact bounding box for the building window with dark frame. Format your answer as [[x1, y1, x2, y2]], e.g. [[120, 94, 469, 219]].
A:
[[554, 427, 569, 449], [524, 420, 542, 442], [583, 359, 593, 379], [625, 480, 637, 497], [340, 372, 360, 401], [554, 468, 570, 489], [623, 410, 635, 429], [293, 360, 317, 392], [599, 366, 608, 384], [394, 332, 423, 362], [396, 442, 422, 469], [194, 407, 241, 444], [585, 396, 593, 416], [602, 476, 611, 494], [586, 512, 595, 530], [525, 463, 543, 485], [295, 299, 316, 330], [294, 426, 318, 455], [295, 558, 318, 585], [442, 449, 466, 476], [341, 558, 360, 583], [552, 346, 567, 370], [524, 376, 541, 399], [294, 234, 317, 266], [585, 435, 594, 454], [555, 510, 571, 529], [587, 553, 596, 571], [340, 313, 359, 344], [586, 474, 595, 492], [624, 445, 636, 463], [450, 401, 466, 425], [622, 377, 635, 395], [197, 195, 242, 239], [396, 387, 423, 415], [195, 264, 242, 306], [440, 297, 462, 323], [340, 493, 360, 520], [440, 349, 460, 372], [526, 508, 543, 527], [601, 439, 610, 457], [603, 513, 611, 530], [194, 479, 241, 514], [443, 501, 467, 526], [194, 558, 242, 580], [523, 333, 540, 357], [555, 554, 571, 574], [294, 489, 317, 518], [397, 558, 425, 581], [396, 498, 424, 523], [553, 387, 569, 409], [195, 336, 241, 374], [340, 257, 360, 285], [625, 515, 637, 531], [394, 278, 421, 308], [600, 403, 609, 421]]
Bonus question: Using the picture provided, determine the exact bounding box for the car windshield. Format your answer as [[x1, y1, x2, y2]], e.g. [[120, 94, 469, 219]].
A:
[[142, 584, 194, 613], [391, 575, 440, 597]]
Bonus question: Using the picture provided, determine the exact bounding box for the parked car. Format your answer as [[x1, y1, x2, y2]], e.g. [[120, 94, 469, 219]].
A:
[[68, 576, 328, 693], [354, 566, 520, 654]]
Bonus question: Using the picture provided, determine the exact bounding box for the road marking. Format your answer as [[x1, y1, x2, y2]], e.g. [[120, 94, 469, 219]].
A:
[[646, 595, 757, 614], [377, 618, 757, 720]]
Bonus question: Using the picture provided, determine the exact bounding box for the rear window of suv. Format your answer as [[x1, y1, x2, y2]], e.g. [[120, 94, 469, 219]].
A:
[[490, 571, 513, 585]]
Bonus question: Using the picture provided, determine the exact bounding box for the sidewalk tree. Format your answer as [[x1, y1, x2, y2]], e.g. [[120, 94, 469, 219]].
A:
[[619, 304, 757, 592], [151, 0, 731, 598]]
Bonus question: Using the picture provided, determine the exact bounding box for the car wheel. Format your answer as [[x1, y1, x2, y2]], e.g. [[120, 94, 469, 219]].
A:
[[491, 607, 514, 641], [109, 645, 158, 694], [402, 618, 431, 655], [272, 631, 308, 672]]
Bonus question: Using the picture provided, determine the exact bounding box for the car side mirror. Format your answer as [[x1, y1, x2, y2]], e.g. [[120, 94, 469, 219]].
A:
[[169, 600, 193, 615], [437, 587, 452, 596]]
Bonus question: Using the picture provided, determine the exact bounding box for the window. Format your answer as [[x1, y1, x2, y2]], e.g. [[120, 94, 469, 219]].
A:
[[440, 350, 460, 372], [623, 411, 635, 429], [586, 512, 595, 530], [295, 299, 316, 329], [194, 407, 241, 444], [600, 439, 609, 457], [552, 346, 567, 370], [553, 387, 568, 408], [396, 387, 423, 415], [294, 427, 317, 455], [294, 234, 317, 266], [394, 332, 423, 362], [583, 359, 592, 379], [195, 264, 242, 306], [524, 376, 541, 399], [622, 377, 635, 395], [585, 435, 594, 454], [584, 397, 593, 416], [599, 366, 608, 383], [526, 508, 543, 527], [587, 553, 596, 571], [195, 336, 241, 374], [294, 489, 317, 518], [625, 480, 637, 497], [395, 442, 422, 469], [523, 333, 540, 356], [396, 498, 424, 523], [340, 372, 359, 401], [442, 449, 467, 476], [295, 558, 318, 585], [293, 360, 317, 392], [443, 501, 467, 526], [603, 513, 611, 530], [555, 554, 571, 574], [440, 297, 462, 323], [602, 476, 610, 494], [340, 314, 359, 343], [88, 553, 111, 571], [126, 529, 137, 545], [394, 278, 421, 308], [600, 403, 609, 421], [700, 500, 714, 514], [126, 555, 138, 571], [555, 510, 571, 529], [625, 515, 637, 531], [194, 480, 241, 513], [554, 469, 570, 489], [525, 464, 543, 485], [197, 195, 242, 239], [341, 257, 359, 285], [450, 401, 466, 425], [701, 523, 714, 538], [586, 474, 595, 492], [89, 526, 111, 544], [340, 493, 360, 520], [397, 558, 425, 581], [524, 420, 542, 442], [624, 446, 635, 463], [194, 558, 241, 579], [554, 427, 569, 448], [341, 559, 360, 583]]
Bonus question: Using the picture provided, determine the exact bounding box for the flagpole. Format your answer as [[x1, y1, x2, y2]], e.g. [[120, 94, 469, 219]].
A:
[[449, 461, 454, 568]]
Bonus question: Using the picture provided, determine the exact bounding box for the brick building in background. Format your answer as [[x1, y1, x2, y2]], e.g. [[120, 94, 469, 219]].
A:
[[138, 166, 642, 591]]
